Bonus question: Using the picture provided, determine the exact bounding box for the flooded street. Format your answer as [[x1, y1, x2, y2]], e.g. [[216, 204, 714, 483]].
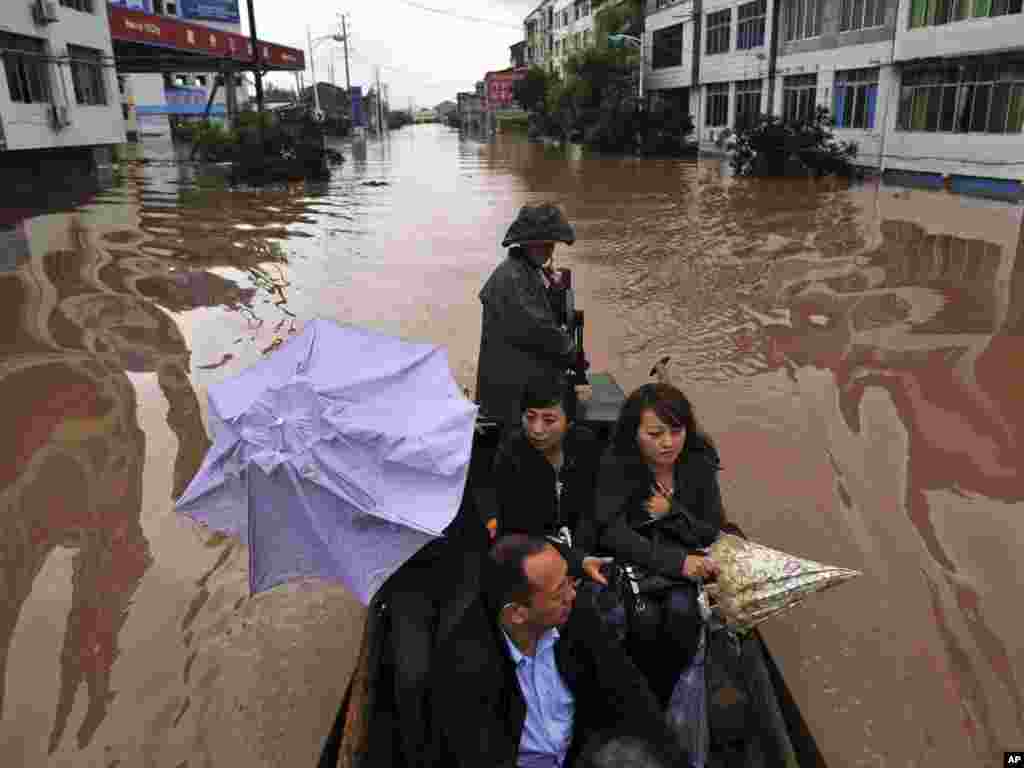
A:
[[2, 123, 1022, 767]]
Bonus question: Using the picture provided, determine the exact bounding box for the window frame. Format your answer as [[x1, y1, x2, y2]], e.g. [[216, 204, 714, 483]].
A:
[[737, 0, 768, 49], [734, 78, 763, 131], [909, 0, 1022, 27], [651, 22, 684, 69], [896, 54, 1024, 134], [68, 44, 108, 107], [833, 67, 879, 130], [59, 0, 94, 12], [706, 9, 732, 55], [782, 73, 818, 123], [784, 0, 824, 41], [839, 0, 887, 31], [1, 33, 51, 105], [706, 82, 729, 126]]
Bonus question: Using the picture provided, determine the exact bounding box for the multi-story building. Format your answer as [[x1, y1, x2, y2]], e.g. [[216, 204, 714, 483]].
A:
[[526, 0, 631, 73], [0, 0, 125, 168], [640, 0, 1023, 184], [644, 0, 700, 122], [886, 0, 1024, 181]]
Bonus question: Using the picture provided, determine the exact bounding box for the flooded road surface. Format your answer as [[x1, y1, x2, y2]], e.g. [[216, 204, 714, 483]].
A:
[[1, 124, 1022, 767]]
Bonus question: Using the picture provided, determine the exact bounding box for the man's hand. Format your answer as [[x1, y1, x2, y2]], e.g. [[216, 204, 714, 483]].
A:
[[574, 384, 593, 403], [582, 556, 613, 587]]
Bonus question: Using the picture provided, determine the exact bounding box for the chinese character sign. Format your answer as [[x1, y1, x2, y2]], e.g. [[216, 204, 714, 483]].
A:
[[179, 0, 241, 23]]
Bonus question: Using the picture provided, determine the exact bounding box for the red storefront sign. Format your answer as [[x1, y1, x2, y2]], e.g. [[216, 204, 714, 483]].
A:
[[108, 6, 304, 70]]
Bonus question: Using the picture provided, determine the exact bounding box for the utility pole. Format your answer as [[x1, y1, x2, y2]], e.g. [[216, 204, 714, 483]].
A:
[[307, 25, 321, 115], [340, 13, 353, 129], [246, 0, 265, 145], [376, 66, 384, 135]]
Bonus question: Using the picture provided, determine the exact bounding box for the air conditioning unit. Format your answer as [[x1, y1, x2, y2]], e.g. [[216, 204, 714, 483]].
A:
[[32, 0, 59, 25]]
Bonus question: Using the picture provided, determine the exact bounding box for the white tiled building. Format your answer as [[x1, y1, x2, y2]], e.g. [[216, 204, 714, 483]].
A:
[[524, 0, 627, 74], [639, 0, 1024, 183], [0, 0, 124, 156]]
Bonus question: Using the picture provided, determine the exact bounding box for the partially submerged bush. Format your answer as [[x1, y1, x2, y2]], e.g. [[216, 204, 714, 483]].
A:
[[730, 107, 858, 177]]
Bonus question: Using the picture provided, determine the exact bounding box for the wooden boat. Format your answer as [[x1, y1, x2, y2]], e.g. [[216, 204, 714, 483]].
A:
[[314, 372, 827, 768]]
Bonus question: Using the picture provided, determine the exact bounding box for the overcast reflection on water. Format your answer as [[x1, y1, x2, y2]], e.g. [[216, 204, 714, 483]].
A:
[[0, 124, 1021, 767]]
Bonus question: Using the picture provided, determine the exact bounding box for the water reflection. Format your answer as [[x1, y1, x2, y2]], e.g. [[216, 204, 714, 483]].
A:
[[0, 193, 259, 750], [747, 204, 1024, 759]]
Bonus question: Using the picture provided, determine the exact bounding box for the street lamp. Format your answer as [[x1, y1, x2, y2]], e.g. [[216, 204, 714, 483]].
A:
[[607, 33, 644, 100], [306, 27, 344, 116]]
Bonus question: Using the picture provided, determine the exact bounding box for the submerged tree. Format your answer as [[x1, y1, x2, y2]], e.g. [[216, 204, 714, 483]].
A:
[[730, 106, 859, 177]]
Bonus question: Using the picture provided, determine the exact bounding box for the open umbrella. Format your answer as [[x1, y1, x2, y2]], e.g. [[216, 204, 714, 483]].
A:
[[175, 318, 478, 604], [705, 533, 861, 633]]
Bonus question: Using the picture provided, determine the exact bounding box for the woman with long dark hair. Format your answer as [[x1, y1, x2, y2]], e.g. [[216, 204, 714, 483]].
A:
[[576, 383, 725, 706]]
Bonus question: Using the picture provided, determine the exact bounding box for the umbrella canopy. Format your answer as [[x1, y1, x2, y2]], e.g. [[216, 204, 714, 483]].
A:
[[705, 534, 861, 633], [175, 318, 478, 604]]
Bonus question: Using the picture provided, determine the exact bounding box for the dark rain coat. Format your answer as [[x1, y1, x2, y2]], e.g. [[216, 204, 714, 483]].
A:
[[575, 436, 725, 579], [493, 424, 600, 575], [476, 252, 574, 426], [427, 578, 689, 768]]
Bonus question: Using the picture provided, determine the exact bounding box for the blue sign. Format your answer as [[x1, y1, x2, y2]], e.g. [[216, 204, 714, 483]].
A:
[[350, 87, 364, 127], [180, 0, 241, 23], [108, 0, 147, 9]]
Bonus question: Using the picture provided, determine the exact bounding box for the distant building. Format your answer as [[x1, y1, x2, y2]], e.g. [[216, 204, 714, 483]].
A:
[[638, 0, 1024, 184], [510, 40, 527, 69], [435, 100, 458, 119], [457, 90, 485, 131], [485, 67, 528, 110]]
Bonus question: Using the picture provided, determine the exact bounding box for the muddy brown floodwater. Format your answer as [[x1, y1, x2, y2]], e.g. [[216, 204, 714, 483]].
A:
[[1, 124, 1022, 767]]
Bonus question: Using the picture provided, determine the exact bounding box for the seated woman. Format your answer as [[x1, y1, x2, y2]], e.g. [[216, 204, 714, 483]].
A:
[[493, 373, 607, 585], [575, 383, 724, 707]]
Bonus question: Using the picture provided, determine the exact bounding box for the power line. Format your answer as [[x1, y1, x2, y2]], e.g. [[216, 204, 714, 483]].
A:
[[392, 0, 522, 30]]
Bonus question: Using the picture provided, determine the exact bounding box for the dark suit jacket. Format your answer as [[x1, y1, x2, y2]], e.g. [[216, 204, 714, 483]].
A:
[[428, 583, 688, 767]]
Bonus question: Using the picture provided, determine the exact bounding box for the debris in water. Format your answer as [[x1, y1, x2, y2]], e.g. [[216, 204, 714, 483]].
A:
[[197, 353, 234, 370]]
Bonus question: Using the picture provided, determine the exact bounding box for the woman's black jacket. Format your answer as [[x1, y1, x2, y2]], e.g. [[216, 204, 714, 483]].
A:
[[575, 436, 724, 579]]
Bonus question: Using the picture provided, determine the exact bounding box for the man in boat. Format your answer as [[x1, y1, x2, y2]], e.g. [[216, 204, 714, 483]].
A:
[[476, 203, 578, 429], [428, 534, 688, 768]]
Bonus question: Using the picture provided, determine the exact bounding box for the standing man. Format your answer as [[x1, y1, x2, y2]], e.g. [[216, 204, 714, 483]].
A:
[[477, 204, 577, 428]]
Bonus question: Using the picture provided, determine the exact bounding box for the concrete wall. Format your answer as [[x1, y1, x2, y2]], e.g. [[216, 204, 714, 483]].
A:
[[699, 0, 774, 84], [0, 0, 125, 152], [779, 0, 899, 56], [893, 0, 1024, 62], [644, 0, 696, 91]]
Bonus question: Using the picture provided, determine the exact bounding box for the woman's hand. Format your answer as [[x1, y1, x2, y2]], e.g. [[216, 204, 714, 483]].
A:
[[644, 492, 671, 519], [682, 554, 720, 582], [582, 556, 613, 587]]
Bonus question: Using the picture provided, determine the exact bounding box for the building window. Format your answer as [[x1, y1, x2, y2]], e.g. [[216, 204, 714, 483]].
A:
[[0, 33, 50, 104], [706, 82, 729, 126], [834, 67, 878, 129], [909, 0, 1021, 27], [706, 10, 731, 55], [783, 74, 818, 122], [656, 0, 674, 8], [897, 54, 1024, 134], [562, 9, 570, 26], [840, 0, 887, 30], [737, 0, 767, 49], [784, 0, 823, 40], [59, 0, 94, 11], [735, 79, 762, 130], [122, 104, 131, 120], [652, 23, 684, 69], [69, 45, 107, 106]]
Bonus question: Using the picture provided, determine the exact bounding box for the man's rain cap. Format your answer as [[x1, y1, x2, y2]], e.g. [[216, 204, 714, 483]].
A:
[[501, 203, 576, 247]]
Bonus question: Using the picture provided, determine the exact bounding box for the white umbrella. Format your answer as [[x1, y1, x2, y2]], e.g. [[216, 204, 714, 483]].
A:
[[176, 318, 478, 604]]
